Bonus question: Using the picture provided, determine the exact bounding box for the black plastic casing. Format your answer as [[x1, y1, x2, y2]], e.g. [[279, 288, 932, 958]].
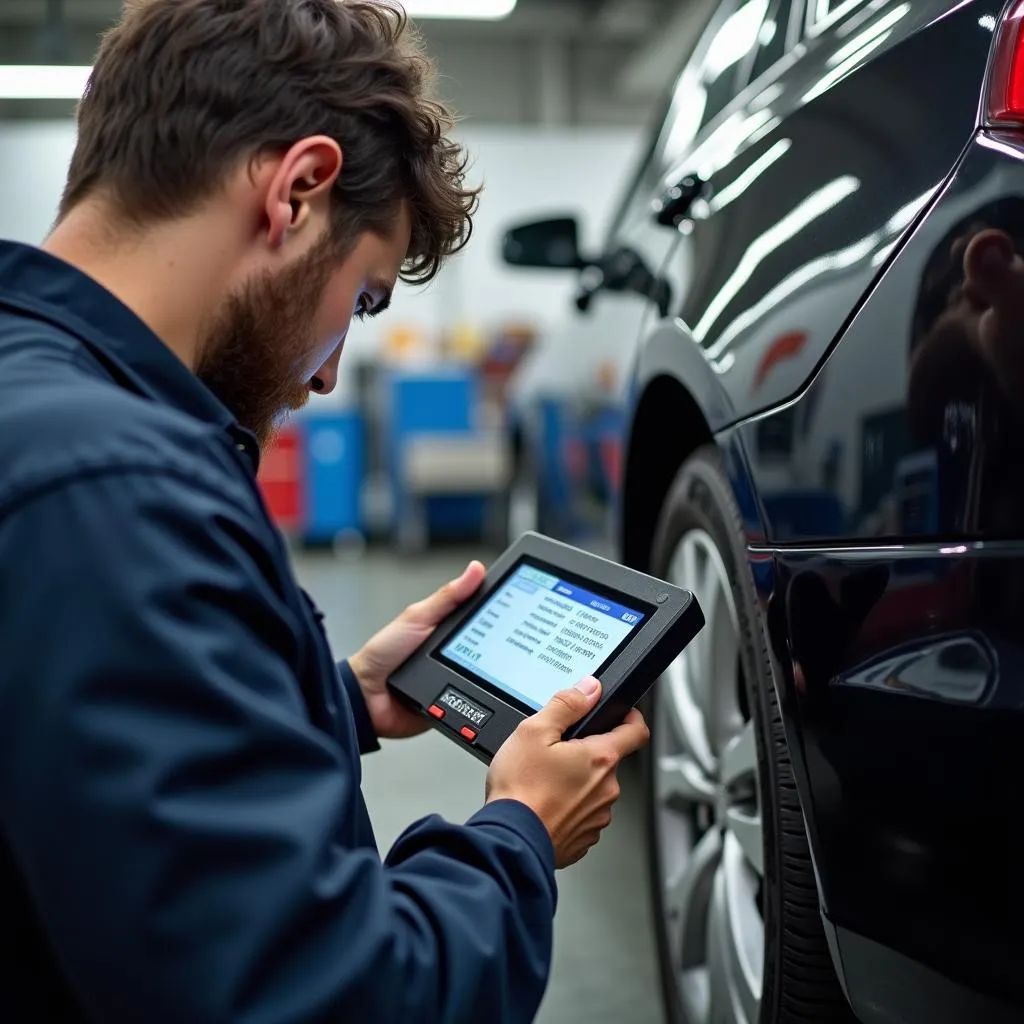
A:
[[387, 532, 705, 765]]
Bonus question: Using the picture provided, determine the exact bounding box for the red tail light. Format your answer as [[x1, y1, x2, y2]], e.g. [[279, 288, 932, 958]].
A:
[[988, 0, 1024, 124]]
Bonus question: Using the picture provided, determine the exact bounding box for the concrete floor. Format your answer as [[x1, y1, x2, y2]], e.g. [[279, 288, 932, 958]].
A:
[[294, 546, 664, 1024]]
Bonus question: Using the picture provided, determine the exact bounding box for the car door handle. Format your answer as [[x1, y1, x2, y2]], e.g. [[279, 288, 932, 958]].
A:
[[653, 175, 705, 227]]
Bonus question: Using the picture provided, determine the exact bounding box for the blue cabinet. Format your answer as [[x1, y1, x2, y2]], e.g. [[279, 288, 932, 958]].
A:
[[301, 413, 365, 542]]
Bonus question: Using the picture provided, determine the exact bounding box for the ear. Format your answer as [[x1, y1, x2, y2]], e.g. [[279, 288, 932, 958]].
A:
[[262, 136, 343, 250]]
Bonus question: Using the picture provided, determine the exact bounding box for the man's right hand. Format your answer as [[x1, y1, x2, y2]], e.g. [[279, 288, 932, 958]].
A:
[[485, 677, 650, 868]]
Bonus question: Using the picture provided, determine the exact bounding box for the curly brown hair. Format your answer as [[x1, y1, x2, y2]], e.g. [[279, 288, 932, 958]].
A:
[[60, 0, 479, 284]]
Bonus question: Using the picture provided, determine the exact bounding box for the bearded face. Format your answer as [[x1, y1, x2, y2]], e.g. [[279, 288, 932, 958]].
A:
[[196, 238, 336, 447]]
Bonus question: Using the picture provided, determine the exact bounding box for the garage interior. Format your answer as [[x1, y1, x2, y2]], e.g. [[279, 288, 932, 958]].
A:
[[0, 3, 726, 1023], [9, 0, 997, 1022]]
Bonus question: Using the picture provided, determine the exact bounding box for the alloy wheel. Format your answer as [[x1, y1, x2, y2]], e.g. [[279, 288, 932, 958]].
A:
[[654, 529, 765, 1024]]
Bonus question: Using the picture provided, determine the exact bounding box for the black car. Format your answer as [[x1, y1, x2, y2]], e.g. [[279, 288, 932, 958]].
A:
[[502, 0, 1024, 1020]]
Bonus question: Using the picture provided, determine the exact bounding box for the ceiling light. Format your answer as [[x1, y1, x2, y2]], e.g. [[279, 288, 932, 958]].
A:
[[0, 0, 517, 100], [0, 65, 92, 101], [404, 0, 517, 16]]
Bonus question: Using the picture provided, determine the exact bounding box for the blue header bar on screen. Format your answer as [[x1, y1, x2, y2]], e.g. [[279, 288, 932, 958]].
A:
[[511, 564, 645, 626]]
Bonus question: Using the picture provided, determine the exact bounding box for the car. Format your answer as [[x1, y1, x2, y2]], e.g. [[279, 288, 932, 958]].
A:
[[495, 320, 621, 545], [499, 223, 654, 547], [502, 0, 1024, 1020]]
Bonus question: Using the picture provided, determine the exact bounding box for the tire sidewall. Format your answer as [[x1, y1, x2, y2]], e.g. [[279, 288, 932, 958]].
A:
[[644, 446, 783, 1024]]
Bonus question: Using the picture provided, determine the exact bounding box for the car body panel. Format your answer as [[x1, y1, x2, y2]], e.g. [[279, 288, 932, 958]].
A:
[[618, 0, 1024, 1017], [738, 130, 1024, 544], [631, 0, 999, 429], [748, 533, 1024, 1018], [621, 0, 1001, 570], [717, 127, 1024, 1020]]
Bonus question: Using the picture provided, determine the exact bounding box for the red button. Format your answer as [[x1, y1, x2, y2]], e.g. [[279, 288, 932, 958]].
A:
[[428, 705, 445, 720], [460, 727, 478, 743]]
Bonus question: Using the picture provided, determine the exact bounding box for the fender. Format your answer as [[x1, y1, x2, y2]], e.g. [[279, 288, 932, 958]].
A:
[[619, 317, 768, 568], [626, 315, 736, 435]]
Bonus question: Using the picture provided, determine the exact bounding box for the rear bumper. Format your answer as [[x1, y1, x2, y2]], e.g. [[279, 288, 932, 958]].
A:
[[762, 540, 1024, 1017], [827, 919, 1024, 1024]]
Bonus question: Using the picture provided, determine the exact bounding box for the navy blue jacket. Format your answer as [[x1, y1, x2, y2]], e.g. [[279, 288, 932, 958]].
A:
[[0, 242, 557, 1023]]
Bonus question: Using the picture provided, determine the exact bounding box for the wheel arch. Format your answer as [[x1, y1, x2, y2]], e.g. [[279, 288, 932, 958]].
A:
[[620, 374, 713, 572]]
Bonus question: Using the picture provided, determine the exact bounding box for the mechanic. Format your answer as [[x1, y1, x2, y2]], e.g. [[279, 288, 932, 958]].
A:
[[0, 2, 650, 1022]]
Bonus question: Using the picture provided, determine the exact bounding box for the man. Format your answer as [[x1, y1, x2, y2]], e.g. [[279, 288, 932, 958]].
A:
[[0, 2, 649, 1022]]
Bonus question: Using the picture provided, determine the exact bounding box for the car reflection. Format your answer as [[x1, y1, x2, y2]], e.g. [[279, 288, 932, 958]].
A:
[[742, 178, 1024, 548], [838, 631, 998, 705], [907, 197, 1024, 539]]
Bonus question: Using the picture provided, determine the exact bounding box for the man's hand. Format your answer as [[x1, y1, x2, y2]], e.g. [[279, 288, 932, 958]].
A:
[[486, 678, 650, 868], [348, 560, 486, 740]]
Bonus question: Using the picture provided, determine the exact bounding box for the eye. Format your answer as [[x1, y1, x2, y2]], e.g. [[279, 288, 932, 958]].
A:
[[354, 293, 372, 322]]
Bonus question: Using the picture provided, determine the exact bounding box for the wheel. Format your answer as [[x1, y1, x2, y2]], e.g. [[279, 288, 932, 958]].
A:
[[644, 446, 855, 1024]]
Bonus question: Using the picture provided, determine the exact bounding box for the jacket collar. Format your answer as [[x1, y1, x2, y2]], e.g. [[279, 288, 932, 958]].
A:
[[0, 240, 261, 469]]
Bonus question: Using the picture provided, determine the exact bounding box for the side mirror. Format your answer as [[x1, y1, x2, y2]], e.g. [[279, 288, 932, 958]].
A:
[[501, 216, 586, 270]]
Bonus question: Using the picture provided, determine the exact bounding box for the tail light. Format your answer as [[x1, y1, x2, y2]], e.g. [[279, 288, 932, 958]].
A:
[[988, 0, 1024, 124]]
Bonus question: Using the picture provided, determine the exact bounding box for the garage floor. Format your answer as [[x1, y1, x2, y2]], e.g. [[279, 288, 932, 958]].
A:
[[295, 547, 664, 1024]]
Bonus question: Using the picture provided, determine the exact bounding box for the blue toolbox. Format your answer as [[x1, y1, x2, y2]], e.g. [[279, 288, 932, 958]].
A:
[[300, 411, 365, 543]]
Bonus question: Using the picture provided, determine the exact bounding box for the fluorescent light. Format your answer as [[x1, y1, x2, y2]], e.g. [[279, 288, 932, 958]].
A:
[[0, 0, 517, 100], [0, 1, 517, 100], [404, 0, 517, 16], [0, 65, 92, 100]]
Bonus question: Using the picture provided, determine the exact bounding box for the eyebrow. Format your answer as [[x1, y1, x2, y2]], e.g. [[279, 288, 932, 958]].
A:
[[365, 279, 394, 318]]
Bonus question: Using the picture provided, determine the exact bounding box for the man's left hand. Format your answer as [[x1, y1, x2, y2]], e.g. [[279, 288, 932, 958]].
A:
[[348, 560, 487, 740]]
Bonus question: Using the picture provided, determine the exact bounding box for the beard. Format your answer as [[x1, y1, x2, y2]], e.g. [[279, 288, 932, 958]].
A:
[[196, 238, 336, 448]]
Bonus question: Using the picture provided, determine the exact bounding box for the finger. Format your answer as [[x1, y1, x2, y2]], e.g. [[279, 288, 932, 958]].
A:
[[406, 560, 486, 626], [532, 678, 602, 737], [602, 709, 651, 760]]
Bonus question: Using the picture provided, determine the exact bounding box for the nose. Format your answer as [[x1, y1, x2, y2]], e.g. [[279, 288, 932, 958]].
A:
[[310, 342, 344, 397]]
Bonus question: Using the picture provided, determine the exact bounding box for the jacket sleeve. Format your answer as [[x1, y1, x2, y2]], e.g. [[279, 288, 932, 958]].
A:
[[0, 467, 557, 1024], [336, 658, 381, 755]]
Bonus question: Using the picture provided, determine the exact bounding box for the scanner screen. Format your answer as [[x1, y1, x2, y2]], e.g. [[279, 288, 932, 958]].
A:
[[439, 562, 647, 711]]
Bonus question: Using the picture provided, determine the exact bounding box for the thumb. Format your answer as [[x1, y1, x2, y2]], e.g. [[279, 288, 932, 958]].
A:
[[406, 560, 486, 627], [534, 677, 602, 736]]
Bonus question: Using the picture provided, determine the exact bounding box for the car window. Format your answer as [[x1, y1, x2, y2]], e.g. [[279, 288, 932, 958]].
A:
[[749, 0, 796, 83], [603, 0, 769, 243], [603, 2, 729, 241], [654, 0, 768, 171], [602, 89, 680, 245]]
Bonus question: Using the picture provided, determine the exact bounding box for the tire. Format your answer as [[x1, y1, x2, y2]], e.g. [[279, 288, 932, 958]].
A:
[[643, 445, 854, 1024]]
